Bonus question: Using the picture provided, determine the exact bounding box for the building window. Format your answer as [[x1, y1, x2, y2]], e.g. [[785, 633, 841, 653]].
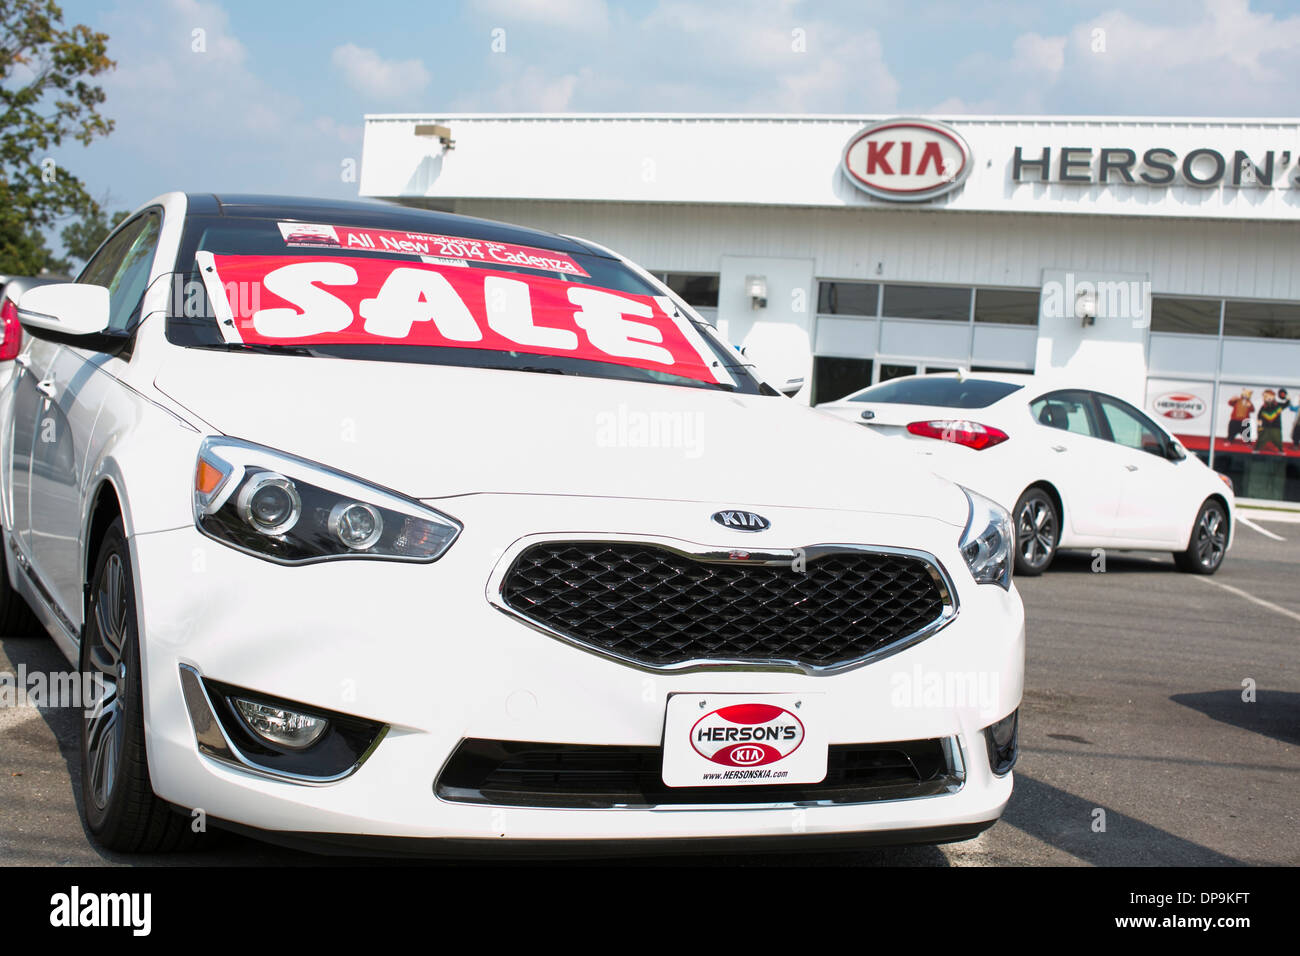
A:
[[878, 363, 918, 383], [661, 273, 719, 308], [816, 281, 878, 316], [882, 284, 971, 322], [812, 356, 873, 404], [1151, 296, 1220, 335], [1213, 454, 1300, 504], [974, 288, 1039, 325], [1222, 300, 1300, 339]]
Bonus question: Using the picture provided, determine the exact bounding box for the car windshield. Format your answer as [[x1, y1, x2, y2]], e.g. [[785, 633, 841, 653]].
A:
[[165, 216, 763, 394], [848, 376, 1023, 408]]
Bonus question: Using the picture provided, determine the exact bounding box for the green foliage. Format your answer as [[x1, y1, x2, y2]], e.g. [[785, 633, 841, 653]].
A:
[[60, 200, 125, 265], [0, 0, 114, 275]]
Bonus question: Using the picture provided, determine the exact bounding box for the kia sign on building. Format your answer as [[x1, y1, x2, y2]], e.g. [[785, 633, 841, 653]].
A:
[[841, 119, 972, 202]]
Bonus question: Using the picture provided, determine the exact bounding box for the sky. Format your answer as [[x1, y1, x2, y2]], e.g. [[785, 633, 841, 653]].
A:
[[42, 0, 1300, 218]]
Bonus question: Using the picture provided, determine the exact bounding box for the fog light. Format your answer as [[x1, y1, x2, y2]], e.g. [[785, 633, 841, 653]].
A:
[[237, 472, 301, 535], [232, 697, 328, 750], [328, 501, 383, 550], [983, 709, 1019, 776]]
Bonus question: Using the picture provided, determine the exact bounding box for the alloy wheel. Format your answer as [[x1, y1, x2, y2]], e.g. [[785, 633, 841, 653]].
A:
[[84, 553, 129, 811], [1193, 507, 1227, 570], [1017, 498, 1055, 569]]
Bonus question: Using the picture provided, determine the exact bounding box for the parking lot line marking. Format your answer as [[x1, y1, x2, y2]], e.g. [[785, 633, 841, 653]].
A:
[[1193, 576, 1300, 627], [1239, 510, 1300, 524], [1237, 515, 1285, 541]]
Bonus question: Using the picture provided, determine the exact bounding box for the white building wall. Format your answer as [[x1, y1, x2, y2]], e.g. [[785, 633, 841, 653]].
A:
[[443, 200, 1300, 302], [361, 114, 1300, 222]]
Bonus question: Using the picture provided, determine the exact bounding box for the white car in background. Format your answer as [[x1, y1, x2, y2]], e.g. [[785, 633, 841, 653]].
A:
[[0, 193, 1024, 856], [817, 372, 1235, 576], [0, 276, 62, 397]]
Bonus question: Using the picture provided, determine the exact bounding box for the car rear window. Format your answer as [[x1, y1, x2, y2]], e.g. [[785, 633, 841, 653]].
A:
[[163, 216, 762, 394], [848, 376, 1023, 408]]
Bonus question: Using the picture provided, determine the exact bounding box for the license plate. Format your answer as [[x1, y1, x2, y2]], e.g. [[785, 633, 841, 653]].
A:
[[661, 693, 827, 788]]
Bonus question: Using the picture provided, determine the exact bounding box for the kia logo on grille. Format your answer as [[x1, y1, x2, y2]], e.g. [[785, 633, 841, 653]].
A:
[[712, 510, 771, 532]]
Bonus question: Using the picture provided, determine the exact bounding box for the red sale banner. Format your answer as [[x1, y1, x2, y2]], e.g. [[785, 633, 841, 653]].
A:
[[205, 254, 729, 386], [276, 222, 590, 277]]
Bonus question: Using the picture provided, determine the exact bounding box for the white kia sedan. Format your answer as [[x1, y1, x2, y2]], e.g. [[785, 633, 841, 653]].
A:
[[0, 194, 1023, 855], [817, 372, 1235, 576]]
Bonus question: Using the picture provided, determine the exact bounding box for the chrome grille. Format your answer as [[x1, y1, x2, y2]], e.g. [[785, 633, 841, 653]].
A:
[[499, 542, 954, 671]]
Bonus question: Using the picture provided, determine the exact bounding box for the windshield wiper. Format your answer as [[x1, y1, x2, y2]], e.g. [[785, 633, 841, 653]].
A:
[[195, 342, 321, 358]]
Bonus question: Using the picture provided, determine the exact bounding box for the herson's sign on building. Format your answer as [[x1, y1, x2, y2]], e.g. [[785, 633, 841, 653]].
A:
[[1011, 145, 1300, 188], [842, 119, 972, 202]]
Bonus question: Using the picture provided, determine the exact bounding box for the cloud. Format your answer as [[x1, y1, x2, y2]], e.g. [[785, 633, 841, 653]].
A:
[[56, 0, 364, 211], [331, 44, 431, 100], [170, 0, 247, 65], [473, 66, 589, 111], [454, 0, 899, 113], [638, 2, 898, 111], [1012, 32, 1065, 78], [928, 96, 1004, 116], [470, 0, 609, 31], [1057, 0, 1300, 113], [936, 0, 1300, 115]]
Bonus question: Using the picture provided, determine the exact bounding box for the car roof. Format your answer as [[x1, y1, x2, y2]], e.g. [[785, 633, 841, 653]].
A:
[[183, 193, 612, 259], [835, 371, 1131, 405]]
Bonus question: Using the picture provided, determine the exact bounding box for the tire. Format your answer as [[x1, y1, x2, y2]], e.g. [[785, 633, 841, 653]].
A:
[[79, 518, 200, 853], [1174, 500, 1228, 575], [0, 532, 45, 636], [1013, 487, 1059, 576]]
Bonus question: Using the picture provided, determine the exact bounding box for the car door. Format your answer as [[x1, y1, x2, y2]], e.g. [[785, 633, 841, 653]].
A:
[[1094, 394, 1188, 545], [27, 210, 162, 632], [4, 339, 61, 559], [1026, 389, 1126, 539]]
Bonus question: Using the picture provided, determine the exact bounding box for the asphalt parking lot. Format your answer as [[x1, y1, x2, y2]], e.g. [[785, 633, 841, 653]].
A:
[[2, 512, 1296, 867]]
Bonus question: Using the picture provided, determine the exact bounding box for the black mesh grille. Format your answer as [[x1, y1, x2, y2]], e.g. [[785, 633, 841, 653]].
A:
[[500, 542, 949, 669], [436, 738, 960, 808]]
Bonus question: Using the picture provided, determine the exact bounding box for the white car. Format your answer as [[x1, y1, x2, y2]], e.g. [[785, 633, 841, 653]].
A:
[[817, 372, 1235, 576], [0, 275, 61, 399], [0, 193, 1023, 855]]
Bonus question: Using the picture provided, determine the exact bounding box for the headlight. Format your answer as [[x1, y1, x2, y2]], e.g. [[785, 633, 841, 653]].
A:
[[193, 436, 461, 564], [958, 487, 1013, 590]]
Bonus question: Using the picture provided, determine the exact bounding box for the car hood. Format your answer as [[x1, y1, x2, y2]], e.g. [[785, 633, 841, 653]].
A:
[[154, 349, 970, 525]]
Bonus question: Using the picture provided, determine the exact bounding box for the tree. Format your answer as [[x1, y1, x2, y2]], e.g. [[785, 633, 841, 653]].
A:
[[60, 199, 125, 266], [0, 0, 114, 276]]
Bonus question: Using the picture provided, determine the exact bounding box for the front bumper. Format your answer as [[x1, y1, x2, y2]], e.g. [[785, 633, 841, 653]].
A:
[[131, 494, 1024, 847]]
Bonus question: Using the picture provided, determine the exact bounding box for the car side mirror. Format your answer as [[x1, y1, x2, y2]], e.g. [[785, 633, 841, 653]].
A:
[[17, 283, 125, 351], [778, 377, 804, 398], [1167, 441, 1187, 462]]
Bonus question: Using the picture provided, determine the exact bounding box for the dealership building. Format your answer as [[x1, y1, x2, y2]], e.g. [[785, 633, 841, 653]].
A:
[[359, 113, 1300, 502]]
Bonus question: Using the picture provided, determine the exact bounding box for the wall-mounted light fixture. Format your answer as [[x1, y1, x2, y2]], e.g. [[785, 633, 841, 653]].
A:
[[414, 123, 455, 150], [746, 274, 768, 310], [1075, 287, 1097, 327]]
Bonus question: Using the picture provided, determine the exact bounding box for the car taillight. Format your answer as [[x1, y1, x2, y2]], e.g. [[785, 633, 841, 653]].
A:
[[0, 299, 20, 362], [906, 419, 1009, 450]]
